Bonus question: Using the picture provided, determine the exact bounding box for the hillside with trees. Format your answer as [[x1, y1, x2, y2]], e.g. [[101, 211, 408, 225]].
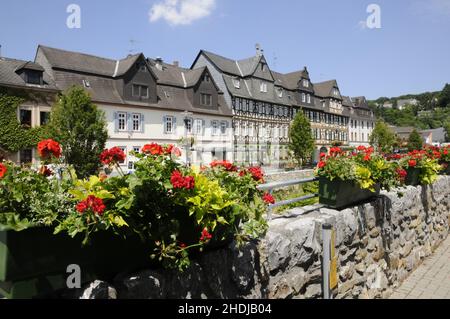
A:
[[369, 84, 450, 134]]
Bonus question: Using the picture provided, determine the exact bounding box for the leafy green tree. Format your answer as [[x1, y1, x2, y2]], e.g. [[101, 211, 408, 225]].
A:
[[407, 129, 423, 151], [288, 111, 315, 166], [444, 121, 450, 143], [369, 121, 396, 153], [439, 83, 450, 108], [48, 86, 108, 178]]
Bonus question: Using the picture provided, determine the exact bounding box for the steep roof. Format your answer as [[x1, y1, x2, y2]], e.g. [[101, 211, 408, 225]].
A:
[[200, 50, 242, 76], [342, 95, 355, 107], [313, 80, 339, 98], [0, 57, 57, 90]]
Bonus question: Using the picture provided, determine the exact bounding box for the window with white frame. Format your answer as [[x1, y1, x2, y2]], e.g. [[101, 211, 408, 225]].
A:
[[277, 88, 283, 98], [194, 119, 203, 135], [132, 84, 149, 98], [133, 146, 140, 154], [164, 116, 174, 134], [307, 94, 311, 103], [302, 93, 306, 103], [303, 79, 309, 87], [118, 112, 127, 131], [185, 118, 193, 134], [201, 94, 212, 106], [118, 147, 126, 164], [212, 120, 219, 136], [220, 121, 227, 135], [233, 79, 240, 89], [132, 113, 141, 132], [260, 81, 268, 93]]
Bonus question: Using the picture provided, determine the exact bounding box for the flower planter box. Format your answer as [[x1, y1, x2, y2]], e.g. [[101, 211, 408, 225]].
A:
[[318, 177, 380, 210], [439, 162, 450, 175], [0, 227, 152, 298], [405, 167, 421, 186]]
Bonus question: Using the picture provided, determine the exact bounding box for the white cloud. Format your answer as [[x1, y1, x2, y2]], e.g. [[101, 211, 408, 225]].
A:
[[149, 0, 216, 26]]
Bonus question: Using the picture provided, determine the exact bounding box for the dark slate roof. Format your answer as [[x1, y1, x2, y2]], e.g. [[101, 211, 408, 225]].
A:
[[237, 56, 260, 76], [313, 80, 339, 98], [351, 96, 370, 110], [201, 50, 241, 75], [38, 45, 117, 77], [342, 95, 355, 107], [0, 57, 57, 90]]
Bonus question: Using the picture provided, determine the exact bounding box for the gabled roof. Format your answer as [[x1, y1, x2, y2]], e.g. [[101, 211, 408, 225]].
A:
[[0, 57, 57, 90], [197, 50, 242, 76], [314, 80, 340, 99], [342, 95, 355, 107], [351, 96, 370, 110]]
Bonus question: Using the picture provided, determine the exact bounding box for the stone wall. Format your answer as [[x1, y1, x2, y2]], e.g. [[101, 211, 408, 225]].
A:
[[75, 176, 450, 299], [265, 169, 314, 183]]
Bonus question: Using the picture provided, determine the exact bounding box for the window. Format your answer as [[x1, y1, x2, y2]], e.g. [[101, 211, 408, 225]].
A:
[[25, 71, 42, 85], [307, 94, 311, 104], [132, 113, 141, 132], [132, 84, 149, 98], [185, 118, 193, 134], [118, 147, 126, 164], [220, 121, 227, 135], [201, 94, 212, 106], [212, 120, 219, 136], [233, 79, 240, 89], [20, 109, 32, 127], [164, 116, 175, 134], [204, 74, 210, 82], [260, 81, 268, 93], [128, 161, 135, 170], [333, 88, 339, 96], [277, 88, 283, 98], [303, 79, 309, 87], [40, 111, 50, 126], [302, 93, 306, 103], [19, 149, 33, 164], [118, 112, 127, 131], [136, 61, 147, 72], [194, 119, 203, 135], [133, 146, 141, 154], [261, 63, 267, 72], [82, 79, 91, 88]]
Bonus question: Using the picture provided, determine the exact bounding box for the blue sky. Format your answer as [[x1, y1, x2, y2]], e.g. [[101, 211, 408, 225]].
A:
[[1, 0, 449, 99]]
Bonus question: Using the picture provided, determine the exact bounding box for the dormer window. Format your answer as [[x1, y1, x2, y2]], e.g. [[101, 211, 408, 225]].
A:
[[277, 88, 283, 98], [136, 61, 147, 72], [303, 79, 309, 88], [233, 79, 240, 89], [333, 88, 339, 96], [83, 79, 91, 88], [204, 74, 210, 82], [261, 63, 267, 72], [260, 81, 268, 93], [25, 70, 43, 85], [302, 93, 306, 103]]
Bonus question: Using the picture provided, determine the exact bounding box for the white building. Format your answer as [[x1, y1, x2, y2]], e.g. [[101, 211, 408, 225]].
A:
[[35, 45, 233, 170], [344, 96, 376, 147]]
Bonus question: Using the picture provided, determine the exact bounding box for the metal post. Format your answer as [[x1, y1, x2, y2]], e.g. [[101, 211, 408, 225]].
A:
[[267, 189, 273, 221], [322, 223, 332, 299]]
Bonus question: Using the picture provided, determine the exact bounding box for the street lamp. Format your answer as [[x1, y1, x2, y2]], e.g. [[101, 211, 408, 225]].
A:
[[181, 110, 193, 166]]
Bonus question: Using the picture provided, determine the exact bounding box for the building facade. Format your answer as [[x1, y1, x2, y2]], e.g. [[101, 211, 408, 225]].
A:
[[345, 96, 376, 147], [35, 45, 233, 169], [0, 57, 58, 164]]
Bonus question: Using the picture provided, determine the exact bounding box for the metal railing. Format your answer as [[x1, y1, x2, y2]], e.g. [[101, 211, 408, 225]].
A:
[[257, 177, 319, 220]]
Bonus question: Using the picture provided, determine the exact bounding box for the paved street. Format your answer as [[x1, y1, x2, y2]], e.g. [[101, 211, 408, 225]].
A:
[[390, 236, 450, 299]]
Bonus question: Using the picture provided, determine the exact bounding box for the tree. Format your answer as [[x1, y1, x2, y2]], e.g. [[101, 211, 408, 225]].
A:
[[369, 121, 396, 153], [444, 121, 450, 143], [439, 83, 450, 108], [288, 111, 315, 166], [407, 129, 423, 151], [48, 86, 108, 178]]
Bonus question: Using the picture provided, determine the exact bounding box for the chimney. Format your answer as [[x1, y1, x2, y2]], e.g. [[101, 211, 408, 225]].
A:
[[256, 43, 262, 57], [173, 61, 179, 67], [155, 57, 163, 71]]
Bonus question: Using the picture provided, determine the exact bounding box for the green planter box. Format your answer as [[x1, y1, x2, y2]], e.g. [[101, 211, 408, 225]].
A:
[[319, 177, 380, 210], [0, 227, 152, 298], [405, 167, 421, 186]]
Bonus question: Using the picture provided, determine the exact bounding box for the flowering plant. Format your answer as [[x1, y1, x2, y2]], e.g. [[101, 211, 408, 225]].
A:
[[398, 150, 441, 185]]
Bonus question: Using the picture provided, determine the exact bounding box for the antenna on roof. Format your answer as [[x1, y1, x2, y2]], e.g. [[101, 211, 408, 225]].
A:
[[273, 52, 278, 69]]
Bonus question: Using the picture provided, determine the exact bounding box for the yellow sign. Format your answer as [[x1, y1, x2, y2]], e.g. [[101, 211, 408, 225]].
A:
[[329, 229, 338, 290]]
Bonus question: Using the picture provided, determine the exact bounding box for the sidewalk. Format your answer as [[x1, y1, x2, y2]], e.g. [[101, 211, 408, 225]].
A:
[[389, 236, 450, 299]]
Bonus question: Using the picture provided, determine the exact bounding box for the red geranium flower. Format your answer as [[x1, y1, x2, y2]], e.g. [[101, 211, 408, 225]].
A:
[[200, 228, 212, 242], [318, 161, 326, 169], [247, 167, 264, 183], [170, 170, 195, 190], [37, 139, 61, 159], [319, 152, 327, 159], [0, 163, 7, 179], [396, 168, 407, 180], [363, 154, 371, 161], [262, 192, 275, 205], [76, 195, 106, 216], [100, 147, 126, 165], [39, 165, 53, 177], [164, 144, 182, 157], [210, 160, 238, 172], [408, 160, 417, 168], [330, 147, 342, 157], [357, 146, 366, 152], [142, 143, 164, 156]]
